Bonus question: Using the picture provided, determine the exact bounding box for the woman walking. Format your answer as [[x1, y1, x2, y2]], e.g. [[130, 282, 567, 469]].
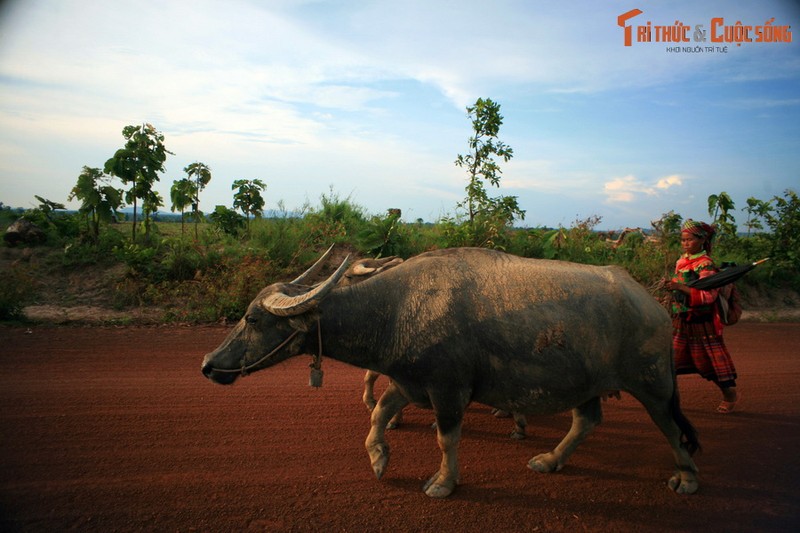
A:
[[665, 220, 739, 413]]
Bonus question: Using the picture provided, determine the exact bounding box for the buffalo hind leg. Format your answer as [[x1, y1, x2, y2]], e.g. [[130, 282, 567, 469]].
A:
[[511, 412, 527, 440], [529, 397, 601, 472], [492, 409, 528, 439], [365, 383, 408, 480]]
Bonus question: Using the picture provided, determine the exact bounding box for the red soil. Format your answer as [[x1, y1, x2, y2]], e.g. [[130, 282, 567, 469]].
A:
[[1, 323, 798, 532]]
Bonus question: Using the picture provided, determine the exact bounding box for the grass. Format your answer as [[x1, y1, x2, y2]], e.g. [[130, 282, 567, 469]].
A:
[[3, 195, 798, 324]]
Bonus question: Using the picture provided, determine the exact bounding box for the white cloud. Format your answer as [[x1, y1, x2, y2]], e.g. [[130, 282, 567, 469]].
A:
[[656, 175, 683, 189], [605, 174, 684, 203]]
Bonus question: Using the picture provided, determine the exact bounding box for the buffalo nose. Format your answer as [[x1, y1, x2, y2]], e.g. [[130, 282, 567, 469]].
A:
[[201, 362, 213, 377]]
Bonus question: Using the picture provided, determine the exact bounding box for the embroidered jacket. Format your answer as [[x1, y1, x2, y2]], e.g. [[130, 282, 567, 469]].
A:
[[671, 252, 721, 325]]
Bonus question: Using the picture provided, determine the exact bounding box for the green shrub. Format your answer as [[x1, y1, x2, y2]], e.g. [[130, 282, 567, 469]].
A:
[[61, 227, 127, 267], [0, 265, 36, 320], [208, 205, 245, 237], [357, 211, 404, 257], [249, 205, 310, 268], [303, 189, 369, 245]]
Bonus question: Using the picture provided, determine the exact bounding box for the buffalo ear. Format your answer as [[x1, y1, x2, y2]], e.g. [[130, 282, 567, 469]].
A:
[[349, 256, 404, 277]]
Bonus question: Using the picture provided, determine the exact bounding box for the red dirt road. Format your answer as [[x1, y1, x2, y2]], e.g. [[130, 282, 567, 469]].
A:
[[1, 323, 798, 532]]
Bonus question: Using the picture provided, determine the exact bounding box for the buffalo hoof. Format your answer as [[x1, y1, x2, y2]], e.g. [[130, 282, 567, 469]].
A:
[[528, 453, 562, 473], [423, 473, 458, 498], [510, 430, 526, 440], [386, 411, 403, 430], [668, 472, 699, 494], [367, 443, 390, 479]]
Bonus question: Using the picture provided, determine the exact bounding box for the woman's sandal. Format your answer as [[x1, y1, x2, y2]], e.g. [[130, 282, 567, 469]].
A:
[[717, 399, 738, 414]]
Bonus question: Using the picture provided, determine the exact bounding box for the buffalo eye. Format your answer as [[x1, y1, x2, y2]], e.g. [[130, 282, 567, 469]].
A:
[[245, 315, 258, 325]]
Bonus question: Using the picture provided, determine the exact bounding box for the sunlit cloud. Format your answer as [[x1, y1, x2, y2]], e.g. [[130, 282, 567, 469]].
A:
[[656, 175, 683, 189], [605, 174, 684, 203]]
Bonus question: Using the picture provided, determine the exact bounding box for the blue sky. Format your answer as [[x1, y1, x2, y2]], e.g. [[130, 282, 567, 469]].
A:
[[0, 0, 798, 230]]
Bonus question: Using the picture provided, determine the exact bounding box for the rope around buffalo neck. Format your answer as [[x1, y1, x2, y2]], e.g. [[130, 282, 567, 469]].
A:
[[309, 319, 324, 387], [209, 319, 324, 386], [210, 329, 301, 375]]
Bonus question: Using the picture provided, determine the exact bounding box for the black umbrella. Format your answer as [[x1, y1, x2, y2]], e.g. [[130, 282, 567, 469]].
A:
[[687, 258, 769, 290]]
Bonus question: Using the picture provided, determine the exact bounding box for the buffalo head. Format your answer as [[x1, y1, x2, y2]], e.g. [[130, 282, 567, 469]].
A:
[[201, 245, 351, 385]]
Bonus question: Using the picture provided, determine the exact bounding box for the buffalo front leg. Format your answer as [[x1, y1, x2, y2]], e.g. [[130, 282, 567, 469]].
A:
[[364, 383, 408, 480], [422, 391, 469, 498], [422, 422, 462, 498], [529, 397, 602, 473]]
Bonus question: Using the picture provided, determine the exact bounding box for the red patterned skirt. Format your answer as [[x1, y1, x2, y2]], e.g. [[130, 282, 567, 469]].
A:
[[672, 316, 737, 385]]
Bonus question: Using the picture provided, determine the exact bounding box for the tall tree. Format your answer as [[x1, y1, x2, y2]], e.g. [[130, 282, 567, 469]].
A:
[[232, 179, 266, 234], [170, 178, 195, 236], [68, 166, 123, 241], [184, 162, 212, 239], [454, 97, 524, 247], [104, 123, 172, 241]]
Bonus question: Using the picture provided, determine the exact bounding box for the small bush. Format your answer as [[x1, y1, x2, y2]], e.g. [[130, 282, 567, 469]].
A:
[[303, 189, 369, 245], [0, 265, 36, 320]]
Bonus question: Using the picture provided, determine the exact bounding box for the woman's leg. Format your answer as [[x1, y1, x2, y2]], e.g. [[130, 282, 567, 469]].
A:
[[717, 380, 738, 413]]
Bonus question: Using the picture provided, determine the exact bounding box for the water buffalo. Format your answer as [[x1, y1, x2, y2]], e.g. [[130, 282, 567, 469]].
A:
[[352, 254, 528, 438], [202, 247, 699, 498]]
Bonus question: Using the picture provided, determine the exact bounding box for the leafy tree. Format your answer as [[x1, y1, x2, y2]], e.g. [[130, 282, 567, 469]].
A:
[[743, 196, 771, 236], [454, 97, 524, 247], [708, 191, 737, 240], [765, 189, 800, 269], [232, 179, 266, 234], [170, 178, 195, 236], [209, 205, 245, 236], [650, 210, 683, 244], [68, 166, 123, 241], [184, 162, 212, 238], [649, 210, 684, 278], [104, 123, 172, 241]]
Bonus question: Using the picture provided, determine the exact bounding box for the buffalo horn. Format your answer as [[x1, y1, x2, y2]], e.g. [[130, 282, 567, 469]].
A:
[[262, 254, 351, 316], [290, 243, 336, 285]]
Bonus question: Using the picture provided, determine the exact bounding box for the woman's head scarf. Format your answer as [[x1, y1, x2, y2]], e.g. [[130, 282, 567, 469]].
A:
[[681, 219, 715, 253]]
